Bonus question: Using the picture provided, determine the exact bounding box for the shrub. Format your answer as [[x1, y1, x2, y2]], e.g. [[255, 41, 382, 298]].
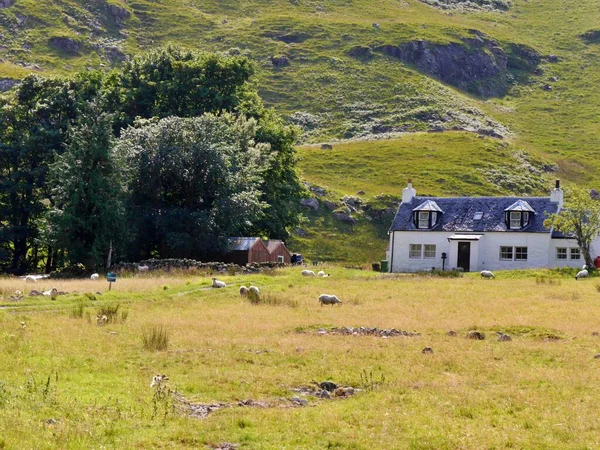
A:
[[142, 325, 170, 351]]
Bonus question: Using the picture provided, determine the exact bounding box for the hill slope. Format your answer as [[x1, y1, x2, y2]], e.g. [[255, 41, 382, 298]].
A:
[[1, 0, 600, 263]]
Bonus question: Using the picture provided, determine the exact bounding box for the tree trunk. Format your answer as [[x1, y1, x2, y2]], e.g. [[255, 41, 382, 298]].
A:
[[45, 246, 53, 274], [106, 240, 113, 270]]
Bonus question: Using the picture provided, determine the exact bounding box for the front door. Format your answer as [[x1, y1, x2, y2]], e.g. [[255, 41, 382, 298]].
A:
[[457, 242, 471, 272]]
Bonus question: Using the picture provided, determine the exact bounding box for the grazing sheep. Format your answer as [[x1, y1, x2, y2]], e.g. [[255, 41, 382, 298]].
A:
[[302, 270, 316, 277], [480, 270, 495, 279], [20, 321, 26, 329], [150, 374, 169, 388], [90, 273, 99, 280], [318, 294, 342, 306], [25, 275, 37, 283], [248, 286, 260, 300], [212, 277, 226, 288], [317, 271, 330, 277], [42, 287, 58, 297], [14, 290, 22, 297], [239, 286, 249, 297], [96, 315, 108, 326], [575, 269, 589, 280], [137, 265, 149, 272]]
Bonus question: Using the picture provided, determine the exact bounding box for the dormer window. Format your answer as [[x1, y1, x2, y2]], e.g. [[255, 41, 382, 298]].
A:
[[413, 200, 443, 229], [504, 200, 535, 230]]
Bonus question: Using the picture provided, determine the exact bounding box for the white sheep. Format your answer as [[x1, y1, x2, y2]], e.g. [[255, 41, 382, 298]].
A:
[[25, 275, 37, 283], [90, 273, 99, 280], [137, 265, 149, 272], [302, 270, 316, 277], [317, 271, 330, 277], [318, 294, 342, 306], [480, 270, 495, 279], [150, 374, 169, 388], [248, 286, 260, 300], [42, 287, 58, 297], [212, 277, 226, 288], [575, 269, 589, 280], [96, 315, 108, 326], [239, 286, 249, 297]]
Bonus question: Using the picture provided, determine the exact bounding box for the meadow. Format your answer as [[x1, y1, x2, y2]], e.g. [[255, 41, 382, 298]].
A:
[[1, 267, 600, 449]]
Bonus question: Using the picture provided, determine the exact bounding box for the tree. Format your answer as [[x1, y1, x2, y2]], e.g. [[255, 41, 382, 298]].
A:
[[0, 76, 80, 274], [47, 100, 125, 270], [116, 114, 273, 260], [544, 187, 600, 268]]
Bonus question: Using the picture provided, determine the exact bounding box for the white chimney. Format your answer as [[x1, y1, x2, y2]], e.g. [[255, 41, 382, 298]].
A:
[[402, 179, 417, 204], [550, 179, 563, 209]]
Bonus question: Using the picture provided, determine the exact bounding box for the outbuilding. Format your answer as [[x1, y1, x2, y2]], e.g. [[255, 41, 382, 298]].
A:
[[264, 240, 292, 264], [223, 237, 271, 265]]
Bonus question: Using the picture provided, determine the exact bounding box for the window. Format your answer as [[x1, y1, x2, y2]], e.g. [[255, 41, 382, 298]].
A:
[[570, 248, 581, 260], [556, 248, 567, 260], [418, 211, 429, 229], [515, 247, 528, 261], [509, 211, 522, 229], [409, 244, 422, 259], [500, 246, 513, 260], [277, 255, 285, 263], [424, 244, 436, 259]]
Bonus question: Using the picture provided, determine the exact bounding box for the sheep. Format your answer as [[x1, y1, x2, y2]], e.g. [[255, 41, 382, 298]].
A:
[[248, 286, 260, 300], [318, 294, 342, 306], [302, 270, 316, 277], [239, 286, 249, 297], [150, 374, 169, 388], [317, 271, 331, 277], [137, 265, 149, 272], [96, 315, 108, 326], [14, 290, 22, 297], [90, 273, 99, 280], [212, 277, 226, 288], [25, 275, 37, 283], [575, 269, 589, 280], [42, 287, 58, 297], [480, 270, 495, 279]]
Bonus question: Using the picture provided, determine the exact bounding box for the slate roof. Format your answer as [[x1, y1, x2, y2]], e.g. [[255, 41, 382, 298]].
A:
[[413, 200, 443, 212], [389, 196, 560, 233], [505, 200, 536, 212], [227, 237, 262, 251]]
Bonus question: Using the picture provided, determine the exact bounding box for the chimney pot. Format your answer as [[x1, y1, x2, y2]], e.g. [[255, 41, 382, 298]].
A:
[[555, 179, 560, 189]]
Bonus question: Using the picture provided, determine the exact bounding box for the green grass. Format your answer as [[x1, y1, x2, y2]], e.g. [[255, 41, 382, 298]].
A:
[[2, 268, 600, 448]]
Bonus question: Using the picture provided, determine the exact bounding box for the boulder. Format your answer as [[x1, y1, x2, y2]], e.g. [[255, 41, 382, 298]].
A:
[[0, 78, 18, 92], [320, 143, 333, 150], [0, 0, 15, 8], [271, 55, 290, 67], [309, 185, 327, 197], [347, 45, 374, 60], [49, 37, 82, 54], [547, 54, 560, 63], [466, 330, 485, 340], [106, 3, 130, 21], [323, 200, 338, 211], [300, 198, 319, 210], [332, 211, 357, 225]]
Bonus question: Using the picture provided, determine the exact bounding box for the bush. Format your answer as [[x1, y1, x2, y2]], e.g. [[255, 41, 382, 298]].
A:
[[142, 325, 170, 351]]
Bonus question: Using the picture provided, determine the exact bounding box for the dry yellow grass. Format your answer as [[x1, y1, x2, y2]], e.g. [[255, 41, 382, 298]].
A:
[[1, 268, 600, 448]]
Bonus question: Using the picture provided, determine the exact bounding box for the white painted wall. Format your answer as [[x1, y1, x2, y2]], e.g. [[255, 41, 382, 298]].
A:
[[388, 231, 600, 272]]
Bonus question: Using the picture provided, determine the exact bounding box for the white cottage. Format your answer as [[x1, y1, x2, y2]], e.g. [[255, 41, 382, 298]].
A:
[[387, 180, 600, 272]]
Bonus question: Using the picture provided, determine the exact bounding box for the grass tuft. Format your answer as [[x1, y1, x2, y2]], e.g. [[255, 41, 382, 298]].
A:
[[142, 325, 170, 351]]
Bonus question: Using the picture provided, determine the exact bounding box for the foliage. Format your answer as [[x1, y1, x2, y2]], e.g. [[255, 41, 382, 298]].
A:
[[47, 100, 125, 270], [544, 187, 600, 268], [117, 114, 273, 260]]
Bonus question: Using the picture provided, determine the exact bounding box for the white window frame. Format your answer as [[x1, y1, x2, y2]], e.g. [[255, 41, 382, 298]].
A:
[[418, 211, 429, 229], [570, 247, 581, 260], [500, 246, 513, 260], [515, 247, 528, 261], [556, 247, 567, 260], [409, 244, 422, 259], [423, 244, 436, 259], [509, 211, 522, 229]]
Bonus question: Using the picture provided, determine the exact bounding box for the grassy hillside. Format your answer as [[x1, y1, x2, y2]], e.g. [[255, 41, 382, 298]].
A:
[[1, 268, 600, 448], [2, 0, 600, 263]]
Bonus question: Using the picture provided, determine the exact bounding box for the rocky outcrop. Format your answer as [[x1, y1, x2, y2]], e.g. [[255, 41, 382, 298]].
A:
[[581, 30, 600, 44], [332, 211, 357, 225], [0, 0, 15, 9], [347, 45, 374, 61], [300, 198, 319, 210], [375, 33, 540, 97], [0, 78, 19, 92], [106, 3, 130, 21], [417, 0, 509, 11], [49, 37, 82, 54]]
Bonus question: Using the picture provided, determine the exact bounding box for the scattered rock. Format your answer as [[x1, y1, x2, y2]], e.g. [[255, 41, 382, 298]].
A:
[[290, 396, 308, 406], [106, 3, 130, 21], [466, 330, 485, 340], [29, 290, 43, 297], [320, 143, 333, 150], [357, 190, 365, 195], [0, 0, 15, 8], [323, 200, 338, 211], [595, 354, 600, 359], [49, 37, 82, 54], [447, 330, 458, 337], [309, 185, 327, 196], [316, 389, 331, 399], [592, 331, 600, 336], [542, 84, 553, 91], [547, 54, 560, 63], [210, 443, 239, 450], [0, 78, 19, 92], [347, 45, 374, 60], [549, 76, 559, 82], [271, 55, 290, 67], [332, 211, 357, 225], [590, 189, 599, 200], [45, 418, 59, 425], [372, 23, 380, 29], [300, 198, 319, 210], [323, 326, 421, 338], [497, 332, 512, 342], [422, 347, 434, 354]]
